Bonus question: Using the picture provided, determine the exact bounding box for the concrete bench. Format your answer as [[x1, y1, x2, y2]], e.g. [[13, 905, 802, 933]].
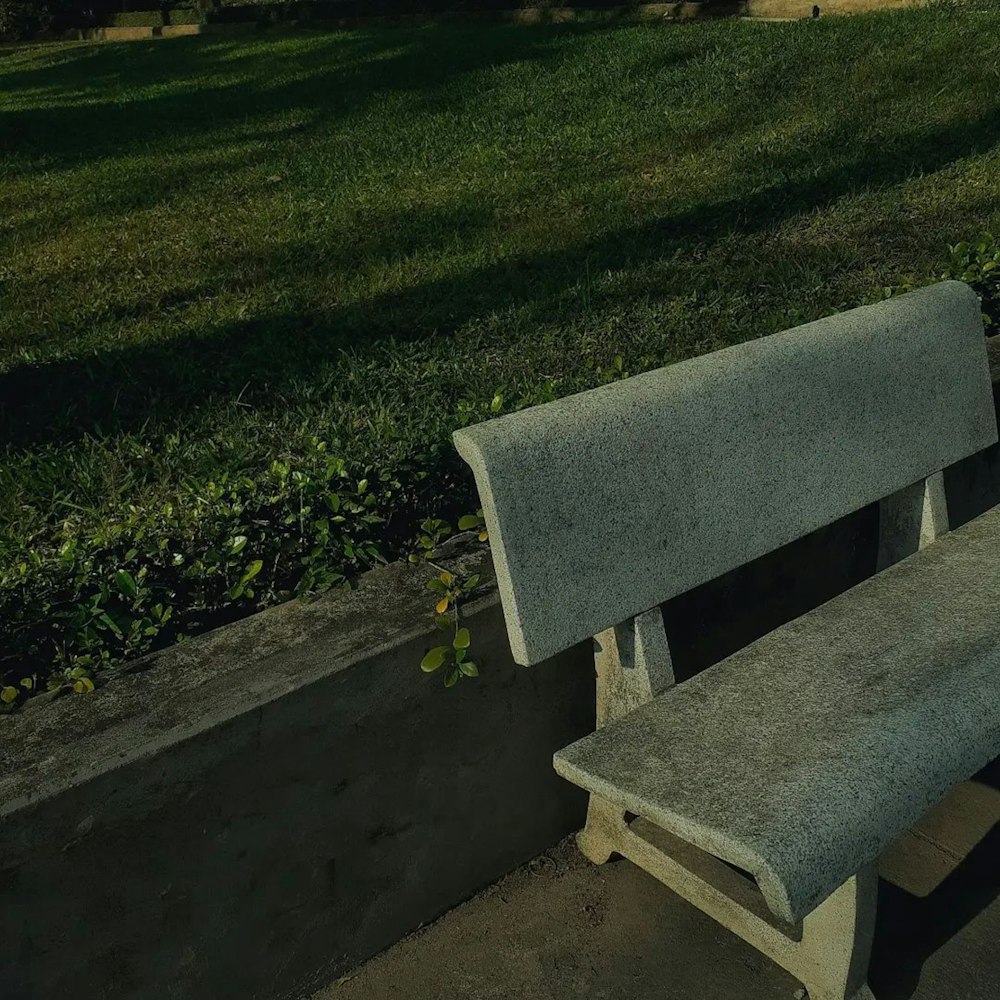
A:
[[453, 280, 1000, 1000]]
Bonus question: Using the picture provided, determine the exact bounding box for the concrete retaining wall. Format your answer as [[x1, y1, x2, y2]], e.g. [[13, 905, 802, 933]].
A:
[[1, 341, 998, 1000], [0, 553, 593, 1000]]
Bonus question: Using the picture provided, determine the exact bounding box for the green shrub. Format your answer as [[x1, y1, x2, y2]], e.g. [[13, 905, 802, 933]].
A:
[[943, 233, 1000, 333], [0, 437, 408, 708], [167, 8, 204, 24], [110, 10, 163, 26], [0, 0, 52, 39]]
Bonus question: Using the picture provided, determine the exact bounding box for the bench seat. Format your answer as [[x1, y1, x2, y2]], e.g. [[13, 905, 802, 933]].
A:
[[554, 504, 1000, 926]]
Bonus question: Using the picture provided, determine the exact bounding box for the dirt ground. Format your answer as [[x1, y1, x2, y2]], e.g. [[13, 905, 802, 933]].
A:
[[317, 782, 1000, 1000]]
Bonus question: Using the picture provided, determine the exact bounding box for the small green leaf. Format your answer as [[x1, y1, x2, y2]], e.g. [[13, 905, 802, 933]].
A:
[[1, 686, 17, 704], [426, 578, 447, 593], [444, 667, 460, 688], [240, 560, 264, 586], [439, 571, 454, 586], [230, 535, 248, 555], [462, 574, 481, 592], [490, 392, 503, 413], [98, 613, 123, 637], [115, 570, 138, 599], [453, 628, 471, 650], [20, 677, 34, 690], [420, 646, 450, 673], [357, 478, 368, 494], [458, 660, 479, 677], [458, 514, 480, 531], [73, 677, 96, 694]]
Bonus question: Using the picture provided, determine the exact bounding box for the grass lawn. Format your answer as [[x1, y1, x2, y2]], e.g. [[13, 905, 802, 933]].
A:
[[2, 7, 1000, 694]]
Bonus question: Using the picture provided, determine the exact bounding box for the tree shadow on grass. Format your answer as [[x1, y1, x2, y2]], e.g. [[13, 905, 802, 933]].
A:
[[0, 21, 702, 272], [0, 21, 629, 177], [3, 98, 1000, 450]]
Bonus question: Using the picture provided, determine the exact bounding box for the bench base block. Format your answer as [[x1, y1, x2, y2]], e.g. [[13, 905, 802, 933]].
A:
[[578, 795, 877, 1000]]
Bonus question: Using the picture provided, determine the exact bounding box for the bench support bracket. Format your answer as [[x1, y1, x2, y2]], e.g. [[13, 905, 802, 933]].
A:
[[580, 796, 878, 1000], [578, 608, 674, 863], [877, 470, 949, 571], [592, 607, 674, 729]]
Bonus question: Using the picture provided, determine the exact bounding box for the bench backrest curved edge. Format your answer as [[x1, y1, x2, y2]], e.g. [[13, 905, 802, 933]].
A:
[[454, 281, 997, 666]]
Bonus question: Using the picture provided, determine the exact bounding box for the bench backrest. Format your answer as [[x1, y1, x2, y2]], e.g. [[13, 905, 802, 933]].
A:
[[453, 281, 997, 666]]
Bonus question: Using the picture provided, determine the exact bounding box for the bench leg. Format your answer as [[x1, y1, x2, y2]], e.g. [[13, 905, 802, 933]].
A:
[[797, 864, 878, 1000], [577, 794, 625, 865], [576, 803, 879, 1000]]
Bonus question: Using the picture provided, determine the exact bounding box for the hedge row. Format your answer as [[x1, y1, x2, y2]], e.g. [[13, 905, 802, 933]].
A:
[[2, 0, 652, 40], [0, 0, 205, 38]]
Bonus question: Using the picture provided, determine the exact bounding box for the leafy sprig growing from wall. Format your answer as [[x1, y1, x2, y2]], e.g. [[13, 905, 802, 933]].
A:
[[411, 511, 490, 688]]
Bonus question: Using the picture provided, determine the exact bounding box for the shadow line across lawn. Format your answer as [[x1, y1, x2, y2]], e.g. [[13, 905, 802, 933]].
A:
[[0, 23, 625, 174], [2, 99, 999, 450]]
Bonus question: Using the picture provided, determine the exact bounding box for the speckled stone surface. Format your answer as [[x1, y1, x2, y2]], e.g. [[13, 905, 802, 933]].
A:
[[454, 281, 996, 666], [554, 504, 1000, 925]]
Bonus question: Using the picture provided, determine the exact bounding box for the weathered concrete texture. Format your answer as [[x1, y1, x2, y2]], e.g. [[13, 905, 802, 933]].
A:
[[160, 23, 204, 36], [0, 554, 593, 1000], [556, 504, 1000, 924], [320, 769, 1000, 1000], [455, 282, 995, 666]]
